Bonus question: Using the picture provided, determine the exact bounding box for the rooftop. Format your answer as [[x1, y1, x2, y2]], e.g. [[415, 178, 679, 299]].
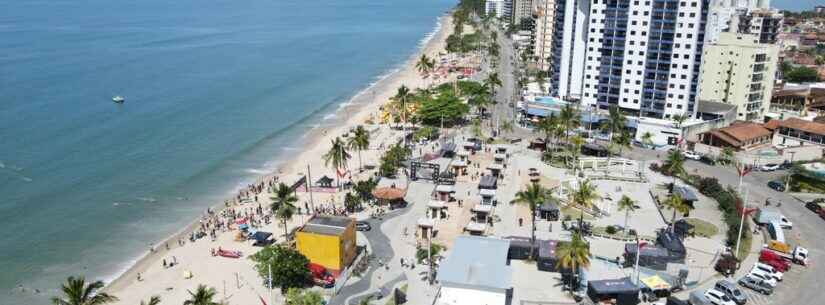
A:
[[301, 215, 353, 236], [779, 117, 825, 136], [436, 236, 512, 290], [703, 122, 772, 146]]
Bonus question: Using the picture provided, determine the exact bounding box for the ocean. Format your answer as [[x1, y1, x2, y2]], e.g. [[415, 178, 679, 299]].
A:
[[0, 0, 454, 303]]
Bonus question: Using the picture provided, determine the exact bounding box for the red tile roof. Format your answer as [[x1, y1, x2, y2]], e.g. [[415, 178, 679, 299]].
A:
[[779, 118, 825, 136]]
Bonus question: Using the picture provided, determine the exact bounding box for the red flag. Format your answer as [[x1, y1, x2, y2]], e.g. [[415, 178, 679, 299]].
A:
[[259, 296, 268, 305]]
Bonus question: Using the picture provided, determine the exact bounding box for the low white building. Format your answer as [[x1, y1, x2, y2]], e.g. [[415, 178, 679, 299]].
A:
[[436, 236, 512, 305]]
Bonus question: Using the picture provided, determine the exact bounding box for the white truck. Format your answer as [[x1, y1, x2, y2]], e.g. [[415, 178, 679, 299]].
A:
[[754, 208, 793, 229]]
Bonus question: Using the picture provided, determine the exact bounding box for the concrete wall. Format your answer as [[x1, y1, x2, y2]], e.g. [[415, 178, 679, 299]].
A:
[[692, 142, 823, 165], [438, 284, 507, 305]]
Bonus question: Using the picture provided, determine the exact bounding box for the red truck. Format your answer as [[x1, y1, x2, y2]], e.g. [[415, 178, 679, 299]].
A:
[[759, 250, 791, 272], [308, 263, 335, 288]]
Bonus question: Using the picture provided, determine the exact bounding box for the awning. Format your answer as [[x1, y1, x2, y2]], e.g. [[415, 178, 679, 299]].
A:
[[451, 160, 468, 167], [479, 189, 496, 197], [457, 150, 470, 157], [372, 187, 406, 200], [428, 200, 447, 209], [640, 275, 671, 290], [526, 107, 550, 117], [418, 217, 434, 228], [252, 231, 273, 242], [487, 164, 503, 171], [465, 222, 486, 232], [436, 184, 454, 193], [472, 204, 493, 213], [494, 153, 507, 160]]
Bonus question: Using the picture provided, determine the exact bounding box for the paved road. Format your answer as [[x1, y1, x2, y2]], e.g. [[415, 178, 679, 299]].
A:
[[626, 147, 825, 305]]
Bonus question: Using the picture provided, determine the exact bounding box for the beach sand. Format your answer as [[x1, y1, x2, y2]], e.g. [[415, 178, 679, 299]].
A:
[[103, 14, 455, 304]]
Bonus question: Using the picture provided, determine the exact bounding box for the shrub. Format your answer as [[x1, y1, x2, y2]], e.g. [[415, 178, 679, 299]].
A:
[[649, 163, 660, 172], [605, 226, 618, 235]]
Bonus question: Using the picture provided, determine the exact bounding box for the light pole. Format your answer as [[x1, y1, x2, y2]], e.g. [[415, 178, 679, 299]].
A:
[[735, 188, 750, 257], [785, 151, 796, 191], [634, 237, 644, 285]]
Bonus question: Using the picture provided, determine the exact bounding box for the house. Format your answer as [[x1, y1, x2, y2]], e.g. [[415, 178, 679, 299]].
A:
[[770, 85, 825, 116], [697, 122, 773, 151], [295, 215, 357, 275], [775, 117, 825, 147], [436, 236, 512, 305]]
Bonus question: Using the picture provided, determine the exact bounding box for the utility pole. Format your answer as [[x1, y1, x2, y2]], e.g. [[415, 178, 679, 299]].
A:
[[634, 237, 642, 285], [428, 226, 433, 285], [268, 264, 273, 305]]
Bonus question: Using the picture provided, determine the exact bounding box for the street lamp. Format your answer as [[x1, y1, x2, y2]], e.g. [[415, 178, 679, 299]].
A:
[[735, 188, 750, 257], [785, 151, 796, 191]]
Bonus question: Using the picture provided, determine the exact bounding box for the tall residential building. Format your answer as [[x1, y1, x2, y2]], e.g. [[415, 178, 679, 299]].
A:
[[548, 0, 590, 99], [512, 0, 534, 25], [736, 8, 782, 44], [533, 0, 556, 71], [486, 0, 514, 23], [577, 0, 710, 119], [698, 32, 778, 121]]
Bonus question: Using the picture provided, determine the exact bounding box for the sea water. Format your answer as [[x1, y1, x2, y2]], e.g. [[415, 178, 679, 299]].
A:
[[0, 0, 454, 303]]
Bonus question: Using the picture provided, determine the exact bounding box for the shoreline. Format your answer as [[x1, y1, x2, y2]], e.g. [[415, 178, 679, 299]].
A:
[[102, 13, 454, 297]]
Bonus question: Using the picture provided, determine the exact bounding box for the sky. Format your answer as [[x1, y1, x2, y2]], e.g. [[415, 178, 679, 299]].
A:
[[772, 0, 823, 11]]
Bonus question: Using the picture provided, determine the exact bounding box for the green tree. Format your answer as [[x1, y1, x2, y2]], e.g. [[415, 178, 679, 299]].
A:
[[322, 137, 351, 188], [500, 119, 514, 137], [416, 242, 445, 264], [353, 178, 378, 202], [414, 126, 439, 141], [271, 182, 298, 238], [612, 130, 632, 156], [569, 179, 601, 211], [484, 72, 502, 98], [602, 105, 627, 142], [662, 193, 690, 226], [555, 232, 590, 291], [250, 245, 311, 293], [344, 192, 361, 212], [641, 131, 654, 148], [285, 288, 324, 305], [719, 147, 735, 165], [393, 85, 413, 129], [671, 113, 690, 150], [415, 92, 470, 125], [568, 135, 585, 173], [183, 285, 221, 305], [51, 276, 118, 305], [617, 195, 637, 233], [416, 54, 435, 80], [559, 104, 580, 142], [139, 296, 161, 305], [514, 183, 548, 258], [661, 149, 686, 178], [347, 126, 370, 172], [535, 115, 560, 151], [785, 66, 820, 83], [470, 118, 484, 140]]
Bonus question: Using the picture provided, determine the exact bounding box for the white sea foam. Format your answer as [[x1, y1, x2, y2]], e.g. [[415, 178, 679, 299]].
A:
[[322, 113, 336, 120]]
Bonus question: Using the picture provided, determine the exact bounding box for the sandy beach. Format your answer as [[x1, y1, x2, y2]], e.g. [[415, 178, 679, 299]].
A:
[[102, 13, 456, 304]]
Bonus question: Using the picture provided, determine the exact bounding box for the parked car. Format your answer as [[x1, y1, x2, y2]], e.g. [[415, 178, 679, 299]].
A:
[[714, 280, 747, 305], [747, 269, 778, 287], [759, 250, 790, 272], [752, 262, 783, 281], [767, 180, 786, 192], [760, 163, 781, 171], [700, 155, 717, 165], [355, 221, 372, 232], [705, 288, 737, 305], [682, 150, 702, 160], [738, 276, 773, 295]]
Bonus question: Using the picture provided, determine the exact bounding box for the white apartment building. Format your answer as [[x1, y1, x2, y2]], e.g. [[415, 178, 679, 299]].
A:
[[533, 0, 556, 71], [486, 0, 514, 23], [698, 32, 778, 121], [577, 0, 708, 119], [548, 0, 590, 100], [512, 0, 534, 24]]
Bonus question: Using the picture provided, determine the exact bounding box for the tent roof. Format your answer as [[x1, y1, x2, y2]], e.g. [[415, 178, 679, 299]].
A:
[[316, 175, 334, 185], [436, 184, 454, 193], [472, 204, 493, 213], [640, 275, 671, 290], [479, 175, 497, 189], [673, 185, 698, 201], [372, 187, 406, 200], [588, 277, 639, 295], [252, 231, 273, 242], [479, 188, 496, 197], [539, 199, 560, 212], [437, 236, 511, 290], [537, 239, 559, 258], [428, 200, 447, 209]]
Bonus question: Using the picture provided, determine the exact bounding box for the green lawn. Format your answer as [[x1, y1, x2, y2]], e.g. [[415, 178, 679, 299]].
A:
[[561, 205, 594, 221], [737, 234, 753, 262], [684, 218, 719, 238]]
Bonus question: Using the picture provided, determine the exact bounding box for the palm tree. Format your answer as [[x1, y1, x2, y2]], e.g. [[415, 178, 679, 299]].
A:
[[51, 276, 118, 305], [514, 183, 548, 258], [322, 137, 351, 189], [139, 296, 161, 305], [183, 284, 221, 305], [347, 126, 370, 172], [416, 54, 435, 78], [568, 135, 585, 175], [671, 113, 690, 151], [617, 195, 637, 234], [559, 104, 580, 142], [661, 149, 686, 180], [662, 193, 690, 226], [484, 72, 502, 97], [393, 85, 412, 129], [641, 131, 654, 148], [271, 182, 299, 238], [602, 105, 626, 142], [535, 116, 560, 151], [500, 119, 514, 138], [555, 232, 590, 291], [568, 179, 601, 212]]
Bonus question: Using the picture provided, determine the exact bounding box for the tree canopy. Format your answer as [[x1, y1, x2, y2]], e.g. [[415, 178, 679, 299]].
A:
[[250, 245, 311, 293], [784, 66, 820, 83], [415, 91, 469, 126]]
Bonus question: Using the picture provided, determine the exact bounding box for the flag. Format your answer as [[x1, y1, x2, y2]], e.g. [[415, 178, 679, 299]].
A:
[[259, 296, 268, 305]]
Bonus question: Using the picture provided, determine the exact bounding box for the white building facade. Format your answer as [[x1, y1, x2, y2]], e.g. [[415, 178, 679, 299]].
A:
[[533, 0, 557, 71], [486, 0, 514, 23]]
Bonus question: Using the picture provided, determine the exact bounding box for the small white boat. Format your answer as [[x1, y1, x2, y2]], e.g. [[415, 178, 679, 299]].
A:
[[112, 96, 125, 103]]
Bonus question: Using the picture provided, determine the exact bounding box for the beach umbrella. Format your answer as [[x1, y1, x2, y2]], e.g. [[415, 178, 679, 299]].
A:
[[235, 218, 247, 224]]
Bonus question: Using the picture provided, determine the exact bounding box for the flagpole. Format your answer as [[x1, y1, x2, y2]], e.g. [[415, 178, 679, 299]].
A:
[[634, 237, 641, 285], [268, 264, 273, 305], [307, 164, 315, 212]]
